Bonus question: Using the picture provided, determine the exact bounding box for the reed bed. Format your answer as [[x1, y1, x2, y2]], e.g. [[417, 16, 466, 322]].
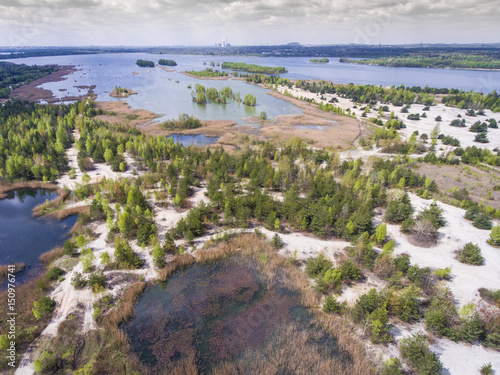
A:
[[0, 181, 61, 200], [48, 204, 90, 220], [157, 254, 195, 281], [38, 246, 64, 264], [32, 189, 69, 217], [0, 263, 25, 280]]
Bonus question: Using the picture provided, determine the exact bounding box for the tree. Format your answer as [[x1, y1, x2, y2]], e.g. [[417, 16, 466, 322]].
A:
[[271, 233, 284, 249], [32, 296, 56, 320], [457, 242, 484, 265], [400, 333, 444, 375], [152, 243, 166, 268], [385, 193, 413, 223], [374, 223, 387, 245]]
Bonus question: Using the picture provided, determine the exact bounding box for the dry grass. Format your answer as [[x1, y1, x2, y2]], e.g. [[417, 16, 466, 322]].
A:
[[32, 189, 70, 217], [157, 254, 195, 281], [0, 263, 25, 280], [105, 281, 146, 328], [49, 205, 90, 220], [39, 246, 64, 264]]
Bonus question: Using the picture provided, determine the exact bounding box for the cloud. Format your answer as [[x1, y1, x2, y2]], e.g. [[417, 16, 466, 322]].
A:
[[0, 0, 498, 45]]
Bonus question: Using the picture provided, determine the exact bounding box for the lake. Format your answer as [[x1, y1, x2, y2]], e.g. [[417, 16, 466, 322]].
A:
[[167, 134, 219, 147], [0, 189, 77, 284], [5, 53, 499, 125]]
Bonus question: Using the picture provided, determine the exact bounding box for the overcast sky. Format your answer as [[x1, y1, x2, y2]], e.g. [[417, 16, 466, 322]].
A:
[[0, 0, 499, 46]]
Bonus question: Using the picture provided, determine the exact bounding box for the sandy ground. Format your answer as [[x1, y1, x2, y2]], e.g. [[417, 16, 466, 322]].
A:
[[278, 85, 500, 152]]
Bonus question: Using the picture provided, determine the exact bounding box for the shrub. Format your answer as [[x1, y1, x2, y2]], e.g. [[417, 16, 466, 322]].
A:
[[46, 266, 65, 281], [381, 358, 404, 375], [395, 254, 411, 274], [400, 333, 444, 375], [416, 202, 445, 229], [457, 242, 484, 265], [34, 350, 57, 373], [87, 270, 106, 292], [305, 254, 332, 278], [114, 238, 144, 269], [489, 225, 500, 247], [433, 267, 451, 280], [63, 240, 77, 256], [473, 212, 492, 230], [339, 260, 362, 281], [271, 233, 284, 249], [71, 272, 87, 289], [385, 193, 414, 224], [322, 295, 346, 314], [32, 296, 56, 320], [480, 363, 493, 375], [407, 265, 432, 291], [352, 288, 385, 323]]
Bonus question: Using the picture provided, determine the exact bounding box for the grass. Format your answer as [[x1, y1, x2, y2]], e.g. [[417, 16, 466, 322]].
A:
[[48, 204, 90, 220], [39, 246, 64, 264], [0, 263, 25, 280]]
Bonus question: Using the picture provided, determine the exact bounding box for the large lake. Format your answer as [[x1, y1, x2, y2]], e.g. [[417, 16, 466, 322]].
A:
[[0, 189, 77, 284], [5, 53, 500, 123]]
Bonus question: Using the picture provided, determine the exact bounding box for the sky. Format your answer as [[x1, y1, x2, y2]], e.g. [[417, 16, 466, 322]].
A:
[[0, 0, 499, 46]]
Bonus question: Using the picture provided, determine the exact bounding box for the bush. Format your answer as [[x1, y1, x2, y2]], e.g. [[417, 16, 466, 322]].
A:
[[473, 212, 493, 230], [71, 272, 87, 289], [46, 266, 65, 281], [114, 238, 144, 269], [63, 240, 77, 256], [271, 233, 284, 249], [381, 358, 404, 375], [322, 295, 346, 314], [351, 288, 385, 323], [416, 202, 445, 229], [400, 333, 444, 375], [87, 270, 106, 292], [433, 267, 451, 280], [407, 265, 432, 291], [457, 242, 484, 265], [34, 350, 57, 373], [32, 296, 56, 320], [385, 193, 414, 224], [480, 363, 493, 375], [489, 225, 500, 247], [305, 254, 333, 278], [339, 260, 362, 281], [395, 254, 411, 274]]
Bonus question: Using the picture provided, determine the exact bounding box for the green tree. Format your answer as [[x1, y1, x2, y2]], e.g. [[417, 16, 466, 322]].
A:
[[489, 225, 500, 247]]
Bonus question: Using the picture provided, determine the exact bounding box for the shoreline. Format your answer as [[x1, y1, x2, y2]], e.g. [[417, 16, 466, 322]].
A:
[[341, 60, 500, 72]]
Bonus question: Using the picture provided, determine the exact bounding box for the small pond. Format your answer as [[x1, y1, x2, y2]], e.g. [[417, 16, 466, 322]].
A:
[[122, 257, 350, 374], [0, 189, 77, 284], [167, 134, 219, 147], [294, 125, 331, 131]]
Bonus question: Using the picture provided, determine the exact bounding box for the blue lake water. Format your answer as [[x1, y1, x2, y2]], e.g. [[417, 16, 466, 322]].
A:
[[0, 189, 77, 284], [294, 125, 330, 131], [5, 53, 500, 124]]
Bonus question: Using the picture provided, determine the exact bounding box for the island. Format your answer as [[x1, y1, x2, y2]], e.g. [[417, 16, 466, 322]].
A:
[[158, 59, 177, 66], [109, 86, 137, 98], [309, 58, 329, 63], [221, 62, 287, 74], [136, 59, 155, 67]]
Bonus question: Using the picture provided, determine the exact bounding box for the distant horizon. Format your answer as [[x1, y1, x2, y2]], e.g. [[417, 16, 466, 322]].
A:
[[1, 42, 500, 49], [1, 0, 499, 47]]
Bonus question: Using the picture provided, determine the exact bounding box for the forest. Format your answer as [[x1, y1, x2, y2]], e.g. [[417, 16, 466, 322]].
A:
[[0, 62, 57, 99], [158, 59, 177, 66], [135, 59, 155, 67], [340, 53, 500, 70]]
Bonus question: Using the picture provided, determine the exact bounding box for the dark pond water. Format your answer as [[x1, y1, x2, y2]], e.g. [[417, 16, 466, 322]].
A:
[[122, 258, 349, 374], [0, 189, 77, 283], [167, 133, 219, 147]]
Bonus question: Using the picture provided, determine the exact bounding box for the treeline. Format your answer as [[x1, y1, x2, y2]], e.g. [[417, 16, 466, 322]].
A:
[[158, 59, 177, 66], [184, 68, 229, 78], [442, 90, 500, 112], [293, 80, 436, 106], [191, 84, 255, 106], [221, 62, 287, 74], [136, 59, 155, 67], [0, 62, 57, 98], [340, 53, 500, 70]]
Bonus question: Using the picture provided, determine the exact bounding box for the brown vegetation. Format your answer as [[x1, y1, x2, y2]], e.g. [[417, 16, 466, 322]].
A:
[[157, 254, 195, 281], [49, 205, 90, 220], [0, 263, 25, 280], [39, 246, 64, 264], [0, 181, 61, 200]]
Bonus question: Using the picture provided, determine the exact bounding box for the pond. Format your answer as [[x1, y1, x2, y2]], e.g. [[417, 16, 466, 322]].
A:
[[167, 133, 219, 147], [0, 189, 77, 284], [122, 257, 350, 374]]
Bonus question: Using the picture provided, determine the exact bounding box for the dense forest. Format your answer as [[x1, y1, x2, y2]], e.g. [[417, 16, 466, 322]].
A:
[[0, 62, 57, 98], [340, 53, 500, 70], [158, 59, 177, 66]]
